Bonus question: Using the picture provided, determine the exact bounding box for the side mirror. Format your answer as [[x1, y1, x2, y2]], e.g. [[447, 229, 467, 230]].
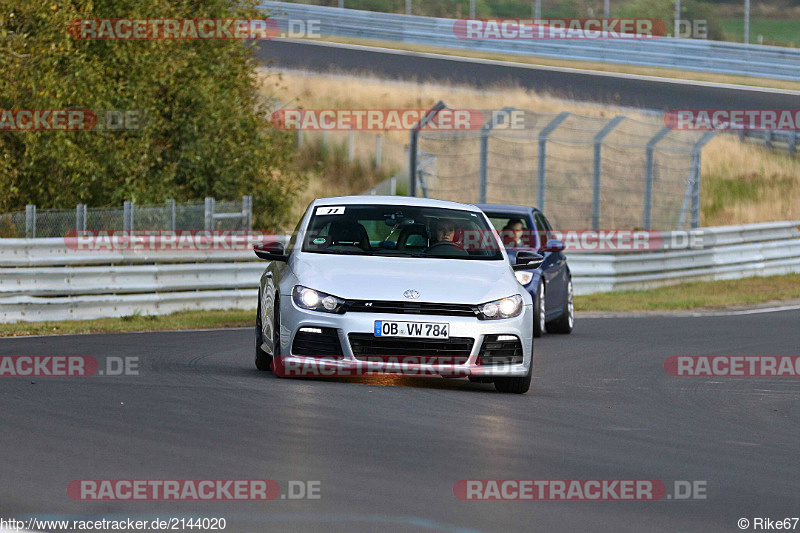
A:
[[541, 239, 565, 252], [254, 241, 287, 262], [512, 250, 544, 271]]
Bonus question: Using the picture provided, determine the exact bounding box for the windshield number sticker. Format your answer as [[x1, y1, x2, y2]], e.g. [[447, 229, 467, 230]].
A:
[[316, 206, 345, 215]]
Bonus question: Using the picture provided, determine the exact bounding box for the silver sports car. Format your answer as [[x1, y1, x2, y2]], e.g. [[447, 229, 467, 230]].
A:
[[254, 196, 543, 393]]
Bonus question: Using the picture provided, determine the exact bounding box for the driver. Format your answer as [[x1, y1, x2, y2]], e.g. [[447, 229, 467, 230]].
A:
[[433, 219, 456, 243]]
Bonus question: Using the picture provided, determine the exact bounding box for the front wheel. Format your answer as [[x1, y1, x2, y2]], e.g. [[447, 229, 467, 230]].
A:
[[532, 281, 545, 338], [254, 296, 275, 371], [494, 361, 532, 394], [546, 278, 574, 334]]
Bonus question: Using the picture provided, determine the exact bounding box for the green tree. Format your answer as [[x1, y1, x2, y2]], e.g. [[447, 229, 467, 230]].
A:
[[0, 0, 301, 229]]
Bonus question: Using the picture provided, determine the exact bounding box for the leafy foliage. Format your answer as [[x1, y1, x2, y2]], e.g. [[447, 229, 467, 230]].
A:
[[0, 0, 302, 229]]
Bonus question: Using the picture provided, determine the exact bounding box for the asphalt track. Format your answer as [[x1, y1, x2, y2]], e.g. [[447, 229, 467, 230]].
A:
[[1, 309, 799, 532], [255, 39, 800, 111]]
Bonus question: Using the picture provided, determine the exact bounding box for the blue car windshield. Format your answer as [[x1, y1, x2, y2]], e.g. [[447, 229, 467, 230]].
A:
[[302, 204, 504, 260]]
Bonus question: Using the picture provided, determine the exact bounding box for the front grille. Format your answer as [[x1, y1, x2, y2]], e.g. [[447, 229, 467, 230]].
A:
[[291, 327, 343, 357], [344, 300, 477, 317], [478, 335, 523, 365], [348, 333, 473, 364]]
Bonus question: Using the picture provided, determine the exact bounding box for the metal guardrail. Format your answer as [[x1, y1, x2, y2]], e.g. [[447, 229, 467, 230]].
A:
[[1, 222, 799, 321], [740, 130, 799, 156], [261, 1, 800, 82]]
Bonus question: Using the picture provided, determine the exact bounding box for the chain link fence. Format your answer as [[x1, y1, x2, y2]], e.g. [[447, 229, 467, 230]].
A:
[[0, 197, 253, 238], [410, 103, 716, 230]]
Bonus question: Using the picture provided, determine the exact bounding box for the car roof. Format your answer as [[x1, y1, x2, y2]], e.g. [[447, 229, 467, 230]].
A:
[[474, 203, 540, 216], [314, 195, 483, 212]]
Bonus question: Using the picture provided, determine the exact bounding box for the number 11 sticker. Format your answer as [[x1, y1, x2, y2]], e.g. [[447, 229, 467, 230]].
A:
[[316, 206, 345, 215]]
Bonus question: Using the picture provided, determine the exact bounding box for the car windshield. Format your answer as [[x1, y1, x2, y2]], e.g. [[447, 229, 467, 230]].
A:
[[301, 204, 504, 260]]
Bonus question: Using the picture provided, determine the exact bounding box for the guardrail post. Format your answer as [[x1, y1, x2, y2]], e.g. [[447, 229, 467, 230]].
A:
[[643, 126, 671, 229], [338, 0, 343, 7], [409, 101, 446, 197], [479, 107, 515, 204], [204, 197, 215, 231], [592, 116, 626, 230], [790, 131, 797, 156], [537, 112, 571, 211], [123, 201, 134, 231], [75, 204, 87, 231], [375, 134, 383, 168], [25, 204, 36, 239], [242, 195, 253, 230], [405, 0, 411, 15], [166, 199, 176, 230], [764, 130, 773, 149]]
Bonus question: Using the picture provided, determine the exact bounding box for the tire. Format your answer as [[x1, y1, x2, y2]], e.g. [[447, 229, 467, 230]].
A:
[[546, 278, 574, 334], [254, 296, 273, 371], [493, 360, 532, 394], [532, 281, 546, 338]]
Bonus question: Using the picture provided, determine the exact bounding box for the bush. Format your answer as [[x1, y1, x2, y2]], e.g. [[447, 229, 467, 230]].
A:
[[0, 0, 302, 230]]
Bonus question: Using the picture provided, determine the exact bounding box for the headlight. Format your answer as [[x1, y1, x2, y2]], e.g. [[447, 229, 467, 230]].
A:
[[292, 285, 345, 313], [515, 271, 534, 285], [477, 294, 523, 320]]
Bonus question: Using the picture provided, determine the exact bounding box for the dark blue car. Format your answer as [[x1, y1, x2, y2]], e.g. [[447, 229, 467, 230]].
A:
[[476, 204, 574, 337]]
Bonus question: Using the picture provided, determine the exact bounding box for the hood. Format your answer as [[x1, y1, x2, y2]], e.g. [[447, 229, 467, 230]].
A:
[[290, 253, 521, 305]]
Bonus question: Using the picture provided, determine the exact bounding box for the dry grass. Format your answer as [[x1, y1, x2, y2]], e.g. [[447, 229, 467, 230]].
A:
[[260, 69, 800, 227]]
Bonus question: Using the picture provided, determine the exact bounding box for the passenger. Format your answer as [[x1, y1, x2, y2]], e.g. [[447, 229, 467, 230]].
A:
[[501, 218, 526, 248]]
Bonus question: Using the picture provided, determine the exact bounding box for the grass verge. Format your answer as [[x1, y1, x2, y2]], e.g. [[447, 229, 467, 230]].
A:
[[575, 273, 800, 312], [0, 309, 253, 337]]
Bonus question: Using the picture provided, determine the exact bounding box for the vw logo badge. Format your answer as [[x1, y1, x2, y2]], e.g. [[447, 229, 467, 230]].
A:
[[403, 289, 420, 299]]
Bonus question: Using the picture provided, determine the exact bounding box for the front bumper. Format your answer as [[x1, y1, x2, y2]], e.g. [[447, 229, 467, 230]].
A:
[[276, 299, 533, 377]]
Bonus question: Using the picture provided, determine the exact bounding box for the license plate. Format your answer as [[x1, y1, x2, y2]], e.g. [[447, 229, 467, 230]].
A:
[[374, 320, 449, 339]]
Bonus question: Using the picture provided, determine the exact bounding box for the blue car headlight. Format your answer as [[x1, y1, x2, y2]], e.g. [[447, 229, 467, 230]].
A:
[[292, 285, 346, 313], [477, 294, 523, 320]]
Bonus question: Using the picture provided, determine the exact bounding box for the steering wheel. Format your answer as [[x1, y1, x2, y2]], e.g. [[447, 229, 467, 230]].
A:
[[424, 241, 467, 255]]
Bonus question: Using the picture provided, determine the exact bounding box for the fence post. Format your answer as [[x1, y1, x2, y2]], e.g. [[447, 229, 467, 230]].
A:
[[479, 107, 515, 204], [166, 199, 176, 230], [643, 126, 671, 229], [322, 130, 328, 148], [75, 204, 87, 232], [537, 112, 571, 211], [123, 201, 134, 231], [25, 204, 36, 239], [243, 195, 253, 230], [204, 197, 215, 231], [409, 101, 446, 197], [348, 130, 355, 162], [297, 130, 303, 147], [691, 131, 717, 229], [375, 134, 383, 168], [592, 116, 626, 230]]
